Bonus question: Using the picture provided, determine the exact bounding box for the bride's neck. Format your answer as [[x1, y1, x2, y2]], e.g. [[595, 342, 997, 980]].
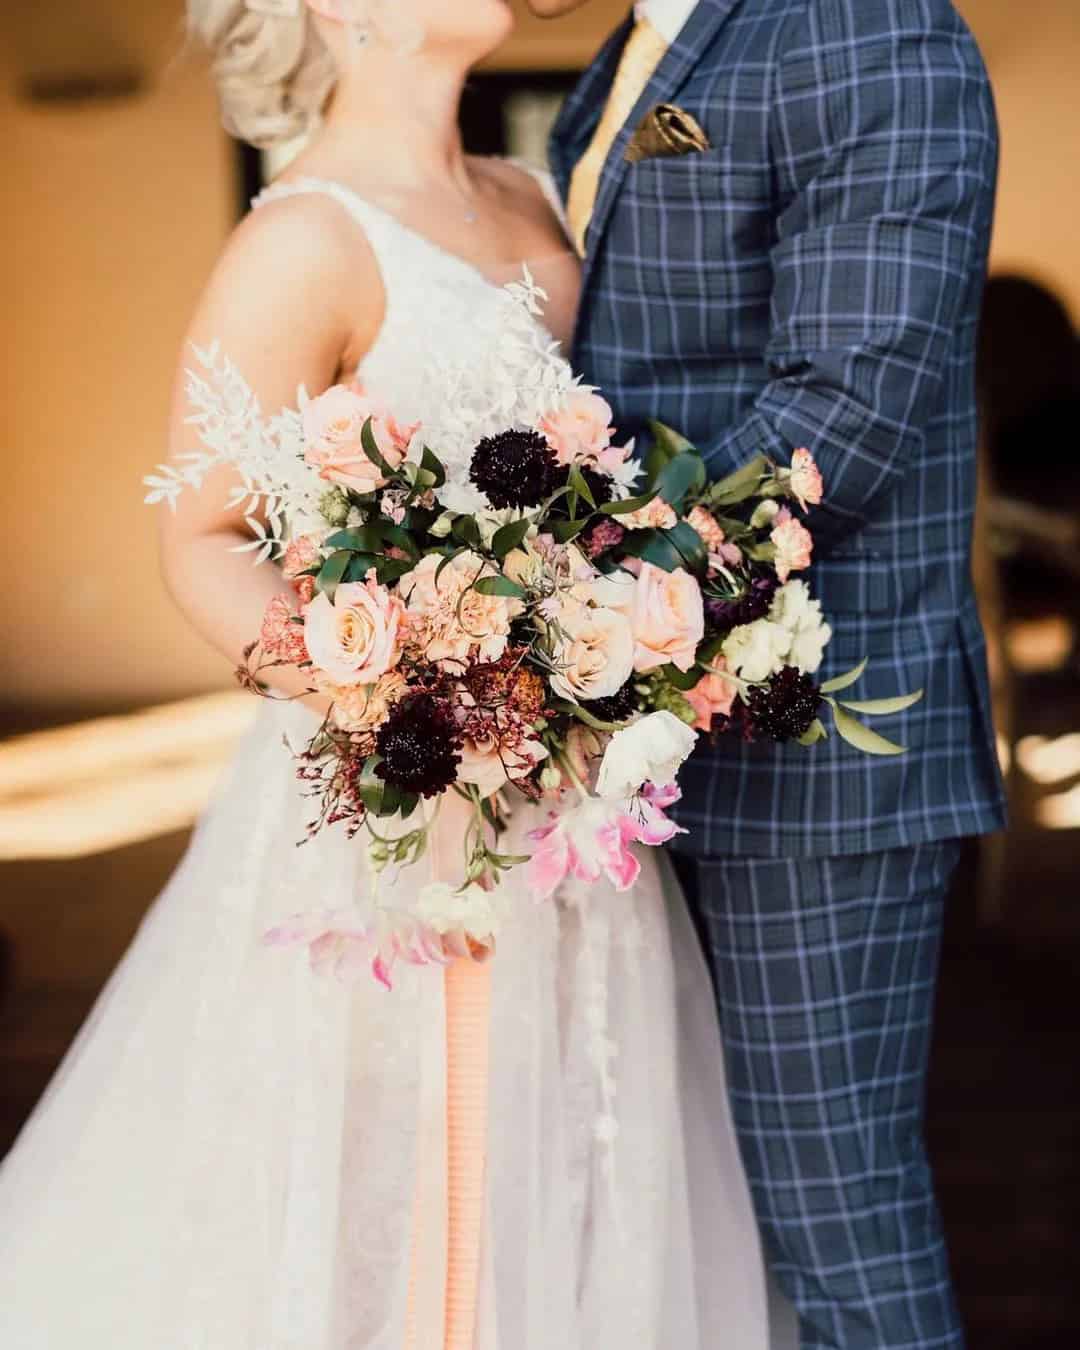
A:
[[316, 57, 472, 193]]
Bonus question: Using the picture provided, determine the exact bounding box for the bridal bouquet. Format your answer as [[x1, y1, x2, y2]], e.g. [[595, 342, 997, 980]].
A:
[[147, 312, 917, 986]]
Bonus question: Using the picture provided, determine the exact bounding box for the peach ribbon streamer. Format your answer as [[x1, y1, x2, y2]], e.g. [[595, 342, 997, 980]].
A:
[[403, 791, 491, 1350]]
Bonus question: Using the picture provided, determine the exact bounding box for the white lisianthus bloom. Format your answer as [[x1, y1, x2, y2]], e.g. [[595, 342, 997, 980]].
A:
[[769, 580, 833, 675], [596, 711, 698, 801], [721, 619, 793, 683]]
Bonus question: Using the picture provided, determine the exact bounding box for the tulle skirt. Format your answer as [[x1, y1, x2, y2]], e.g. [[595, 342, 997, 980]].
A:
[[0, 702, 782, 1348]]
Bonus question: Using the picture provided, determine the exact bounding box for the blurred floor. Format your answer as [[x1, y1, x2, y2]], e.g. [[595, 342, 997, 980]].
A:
[[1, 669, 1078, 1348]]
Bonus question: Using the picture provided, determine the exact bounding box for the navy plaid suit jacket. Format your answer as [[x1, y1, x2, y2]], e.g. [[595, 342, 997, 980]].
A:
[[551, 0, 1007, 859]]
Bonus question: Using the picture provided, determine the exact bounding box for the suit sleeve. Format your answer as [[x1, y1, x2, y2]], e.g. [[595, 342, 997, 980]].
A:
[[698, 0, 999, 554]]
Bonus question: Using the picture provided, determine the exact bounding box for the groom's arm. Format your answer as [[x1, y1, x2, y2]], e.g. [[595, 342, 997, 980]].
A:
[[699, 0, 999, 555]]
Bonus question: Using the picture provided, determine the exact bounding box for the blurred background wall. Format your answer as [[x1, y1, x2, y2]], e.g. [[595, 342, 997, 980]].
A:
[[1, 4, 1078, 1344]]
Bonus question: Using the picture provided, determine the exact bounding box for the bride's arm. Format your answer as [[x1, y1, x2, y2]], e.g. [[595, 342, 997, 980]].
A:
[[159, 197, 382, 707]]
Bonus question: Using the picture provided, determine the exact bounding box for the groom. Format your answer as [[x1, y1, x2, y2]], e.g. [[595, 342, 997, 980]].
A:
[[529, 0, 1006, 1345]]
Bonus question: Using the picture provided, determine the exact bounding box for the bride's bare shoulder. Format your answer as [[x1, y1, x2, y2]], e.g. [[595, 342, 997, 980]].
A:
[[187, 188, 384, 378]]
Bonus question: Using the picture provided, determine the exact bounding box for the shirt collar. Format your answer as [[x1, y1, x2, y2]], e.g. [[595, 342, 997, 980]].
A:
[[634, 0, 698, 44]]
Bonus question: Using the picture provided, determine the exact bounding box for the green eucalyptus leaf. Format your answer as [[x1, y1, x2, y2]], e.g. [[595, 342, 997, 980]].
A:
[[325, 526, 384, 553], [600, 491, 659, 516], [706, 454, 769, 505], [646, 420, 696, 459], [492, 517, 533, 560], [664, 520, 708, 575], [472, 575, 526, 599], [550, 516, 590, 544], [421, 445, 447, 488], [662, 663, 705, 691], [451, 514, 482, 548], [360, 417, 397, 479], [552, 699, 632, 733], [315, 550, 351, 602], [375, 558, 415, 585], [797, 717, 828, 747], [832, 705, 907, 756], [838, 690, 924, 716], [657, 450, 707, 508], [820, 658, 868, 694], [629, 529, 688, 573], [344, 554, 379, 583], [379, 523, 420, 559], [567, 465, 596, 511]]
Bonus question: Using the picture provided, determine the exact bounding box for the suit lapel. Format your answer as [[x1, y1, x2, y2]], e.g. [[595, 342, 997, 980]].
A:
[[549, 13, 634, 198], [577, 0, 745, 292]]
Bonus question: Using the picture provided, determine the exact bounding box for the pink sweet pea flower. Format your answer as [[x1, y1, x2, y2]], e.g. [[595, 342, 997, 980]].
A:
[[526, 785, 687, 902], [264, 910, 450, 990]]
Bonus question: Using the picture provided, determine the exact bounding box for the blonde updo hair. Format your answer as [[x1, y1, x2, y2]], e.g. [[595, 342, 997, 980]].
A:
[[188, 1, 336, 149]]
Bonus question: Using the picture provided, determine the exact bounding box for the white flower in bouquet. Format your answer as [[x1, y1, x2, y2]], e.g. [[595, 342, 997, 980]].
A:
[[596, 711, 698, 801], [721, 619, 793, 683], [769, 580, 833, 675], [414, 881, 508, 942], [549, 605, 635, 703]]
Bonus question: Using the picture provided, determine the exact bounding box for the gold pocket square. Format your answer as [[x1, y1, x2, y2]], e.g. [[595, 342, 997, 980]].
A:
[[625, 103, 711, 163]]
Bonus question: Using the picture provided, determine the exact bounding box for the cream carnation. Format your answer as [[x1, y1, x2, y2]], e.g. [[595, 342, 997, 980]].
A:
[[769, 580, 832, 675], [721, 618, 792, 683], [318, 670, 408, 734], [399, 551, 518, 670], [630, 563, 705, 674], [621, 497, 678, 531], [771, 511, 813, 583], [596, 711, 697, 801], [304, 574, 405, 685]]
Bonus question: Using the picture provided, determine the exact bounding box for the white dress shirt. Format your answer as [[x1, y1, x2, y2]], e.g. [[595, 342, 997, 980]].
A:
[[635, 0, 699, 44]]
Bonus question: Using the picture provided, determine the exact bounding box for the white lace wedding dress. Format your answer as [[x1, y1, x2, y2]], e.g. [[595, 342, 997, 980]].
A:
[[0, 175, 787, 1349]]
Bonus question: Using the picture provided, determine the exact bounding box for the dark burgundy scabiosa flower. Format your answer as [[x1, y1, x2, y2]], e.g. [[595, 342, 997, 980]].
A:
[[582, 678, 640, 726], [374, 693, 462, 797], [704, 573, 778, 630], [743, 666, 822, 743], [470, 430, 562, 509]]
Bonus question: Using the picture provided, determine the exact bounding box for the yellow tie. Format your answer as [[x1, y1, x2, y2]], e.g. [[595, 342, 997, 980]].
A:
[[566, 15, 670, 257]]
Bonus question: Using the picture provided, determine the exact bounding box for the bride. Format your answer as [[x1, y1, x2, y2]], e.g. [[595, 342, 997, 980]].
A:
[[0, 2, 788, 1346]]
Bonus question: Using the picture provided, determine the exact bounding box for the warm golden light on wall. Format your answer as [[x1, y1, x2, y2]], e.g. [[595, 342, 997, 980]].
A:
[[0, 694, 257, 861]]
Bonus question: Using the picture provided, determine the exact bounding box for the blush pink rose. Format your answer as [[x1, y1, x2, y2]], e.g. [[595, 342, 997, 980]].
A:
[[304, 573, 405, 685], [302, 384, 416, 492], [540, 391, 615, 466], [684, 664, 737, 732], [771, 510, 814, 583], [630, 562, 705, 674]]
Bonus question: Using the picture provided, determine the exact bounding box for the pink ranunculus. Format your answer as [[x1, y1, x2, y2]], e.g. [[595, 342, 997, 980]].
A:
[[540, 391, 615, 466], [788, 448, 824, 511], [259, 592, 309, 664], [303, 572, 405, 686], [302, 384, 416, 492], [630, 562, 705, 674], [683, 663, 738, 732], [771, 510, 814, 583]]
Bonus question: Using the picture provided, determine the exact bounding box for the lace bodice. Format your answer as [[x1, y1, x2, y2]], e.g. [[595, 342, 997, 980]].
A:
[[251, 172, 582, 516]]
